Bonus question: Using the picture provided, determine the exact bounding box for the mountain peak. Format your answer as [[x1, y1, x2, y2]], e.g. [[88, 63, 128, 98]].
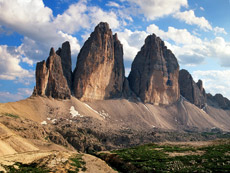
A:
[[72, 22, 125, 101], [128, 34, 180, 105]]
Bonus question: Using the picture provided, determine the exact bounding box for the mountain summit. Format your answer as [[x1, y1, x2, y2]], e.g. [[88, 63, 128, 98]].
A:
[[128, 34, 180, 105], [73, 22, 125, 101], [32, 22, 230, 110]]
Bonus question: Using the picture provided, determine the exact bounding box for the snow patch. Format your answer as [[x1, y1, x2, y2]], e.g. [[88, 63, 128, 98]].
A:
[[51, 119, 57, 124], [70, 106, 83, 118], [41, 121, 47, 125], [84, 103, 109, 119], [47, 117, 51, 121], [98, 110, 109, 119], [84, 103, 99, 114]]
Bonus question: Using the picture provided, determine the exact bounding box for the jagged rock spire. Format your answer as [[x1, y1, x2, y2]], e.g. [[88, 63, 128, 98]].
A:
[[33, 47, 71, 99], [128, 34, 180, 105], [72, 22, 125, 101]]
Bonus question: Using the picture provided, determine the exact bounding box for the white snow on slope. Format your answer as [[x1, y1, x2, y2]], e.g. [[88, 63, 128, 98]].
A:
[[84, 103, 109, 119], [70, 106, 83, 118], [41, 121, 47, 125]]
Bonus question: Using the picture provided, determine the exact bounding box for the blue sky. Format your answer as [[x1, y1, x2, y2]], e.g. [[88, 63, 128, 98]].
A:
[[0, 0, 230, 103]]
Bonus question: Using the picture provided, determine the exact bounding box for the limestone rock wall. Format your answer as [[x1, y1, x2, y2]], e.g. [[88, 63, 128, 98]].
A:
[[128, 34, 180, 105], [33, 48, 71, 99], [179, 69, 206, 108], [72, 22, 125, 101]]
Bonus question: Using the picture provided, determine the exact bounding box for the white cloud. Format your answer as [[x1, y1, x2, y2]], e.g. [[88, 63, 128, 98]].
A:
[[173, 10, 212, 31], [88, 6, 120, 29], [0, 0, 82, 63], [146, 24, 230, 67], [200, 7, 205, 11], [54, 0, 90, 34], [106, 1, 121, 8], [117, 29, 148, 60], [146, 24, 202, 45], [206, 37, 230, 67], [192, 70, 230, 99], [213, 27, 227, 35], [0, 45, 34, 81], [124, 0, 188, 20], [0, 88, 33, 103], [0, 0, 122, 65]]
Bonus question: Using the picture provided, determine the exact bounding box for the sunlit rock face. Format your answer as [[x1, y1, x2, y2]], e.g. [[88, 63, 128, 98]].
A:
[[56, 41, 72, 90], [128, 34, 180, 105], [33, 48, 71, 99], [73, 22, 125, 101]]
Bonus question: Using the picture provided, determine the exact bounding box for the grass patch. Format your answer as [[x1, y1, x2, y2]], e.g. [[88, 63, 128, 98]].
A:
[[98, 140, 230, 172], [68, 154, 87, 172], [3, 113, 19, 119], [4, 162, 49, 173]]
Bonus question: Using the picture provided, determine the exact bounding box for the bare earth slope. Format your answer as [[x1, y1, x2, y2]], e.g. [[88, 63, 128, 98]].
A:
[[0, 96, 229, 132], [0, 96, 230, 172]]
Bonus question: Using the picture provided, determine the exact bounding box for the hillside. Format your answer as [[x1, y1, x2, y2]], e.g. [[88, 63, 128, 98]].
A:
[[0, 22, 230, 172]]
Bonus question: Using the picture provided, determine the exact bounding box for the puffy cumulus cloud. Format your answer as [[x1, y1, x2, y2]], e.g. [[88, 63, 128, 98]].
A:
[[213, 27, 227, 35], [0, 0, 121, 64], [146, 24, 230, 67], [88, 7, 120, 29], [206, 37, 230, 67], [146, 24, 202, 45], [0, 0, 82, 63], [192, 70, 230, 99], [0, 45, 34, 81], [54, 0, 90, 34], [117, 29, 148, 60], [0, 88, 33, 103], [0, 0, 52, 26], [173, 10, 212, 31], [124, 0, 188, 20]]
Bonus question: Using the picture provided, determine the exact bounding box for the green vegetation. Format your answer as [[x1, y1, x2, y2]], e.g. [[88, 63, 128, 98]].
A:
[[3, 163, 49, 173], [68, 154, 87, 172], [98, 140, 230, 172], [3, 113, 19, 119]]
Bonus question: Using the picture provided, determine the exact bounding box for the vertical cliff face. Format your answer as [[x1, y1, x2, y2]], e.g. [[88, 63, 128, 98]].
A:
[[179, 69, 206, 108], [207, 93, 230, 110], [72, 22, 125, 101], [128, 34, 180, 105], [56, 41, 72, 90], [33, 48, 71, 99]]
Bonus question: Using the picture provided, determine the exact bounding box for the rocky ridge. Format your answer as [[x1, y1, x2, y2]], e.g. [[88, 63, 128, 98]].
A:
[[207, 93, 230, 110], [179, 69, 206, 108], [34, 22, 181, 105], [33, 22, 230, 109]]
